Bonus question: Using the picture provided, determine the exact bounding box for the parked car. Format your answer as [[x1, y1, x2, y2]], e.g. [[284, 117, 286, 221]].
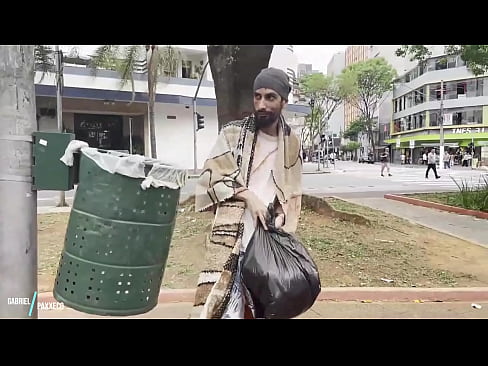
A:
[[359, 154, 375, 164]]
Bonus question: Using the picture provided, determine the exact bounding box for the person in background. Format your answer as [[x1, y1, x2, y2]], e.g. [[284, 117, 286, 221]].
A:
[[425, 148, 441, 179], [380, 147, 392, 177]]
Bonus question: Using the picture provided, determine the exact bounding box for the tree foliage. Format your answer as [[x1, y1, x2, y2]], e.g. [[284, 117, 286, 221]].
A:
[[396, 45, 488, 75], [339, 58, 397, 153]]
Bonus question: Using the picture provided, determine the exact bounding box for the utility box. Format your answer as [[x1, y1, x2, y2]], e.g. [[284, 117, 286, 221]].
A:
[[33, 132, 76, 191]]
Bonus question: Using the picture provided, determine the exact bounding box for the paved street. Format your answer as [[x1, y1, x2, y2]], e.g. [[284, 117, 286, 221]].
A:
[[37, 161, 487, 208], [302, 161, 487, 198]]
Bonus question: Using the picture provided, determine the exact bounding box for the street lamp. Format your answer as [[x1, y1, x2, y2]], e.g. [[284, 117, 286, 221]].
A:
[[393, 80, 446, 169]]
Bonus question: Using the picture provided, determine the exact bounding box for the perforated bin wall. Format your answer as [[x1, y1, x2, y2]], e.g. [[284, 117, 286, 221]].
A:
[[53, 151, 181, 316]]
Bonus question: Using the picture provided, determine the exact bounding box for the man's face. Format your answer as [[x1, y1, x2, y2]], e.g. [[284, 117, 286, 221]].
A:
[[253, 88, 287, 128]]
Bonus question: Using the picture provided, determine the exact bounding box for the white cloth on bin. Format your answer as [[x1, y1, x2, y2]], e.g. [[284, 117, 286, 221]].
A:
[[59, 140, 89, 166], [59, 141, 187, 190]]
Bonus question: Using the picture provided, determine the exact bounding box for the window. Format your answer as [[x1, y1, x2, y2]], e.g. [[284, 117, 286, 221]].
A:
[[418, 64, 425, 76], [414, 87, 425, 105], [447, 56, 457, 69], [181, 60, 192, 79], [435, 57, 448, 70], [393, 119, 402, 133], [406, 93, 413, 108], [457, 82, 467, 96], [430, 112, 439, 126], [419, 113, 424, 128], [444, 81, 457, 100], [429, 83, 447, 101], [466, 78, 484, 97], [430, 107, 483, 127], [426, 59, 436, 72]]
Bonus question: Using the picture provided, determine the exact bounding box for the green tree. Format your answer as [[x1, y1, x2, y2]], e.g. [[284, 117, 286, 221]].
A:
[[90, 45, 181, 158], [396, 45, 488, 75], [340, 58, 397, 154], [300, 72, 347, 153], [207, 45, 274, 130], [343, 117, 367, 142], [34, 45, 55, 82], [302, 104, 325, 155]]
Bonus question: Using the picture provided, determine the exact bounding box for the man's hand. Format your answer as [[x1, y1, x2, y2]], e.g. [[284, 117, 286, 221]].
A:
[[236, 189, 268, 230], [274, 213, 285, 229]]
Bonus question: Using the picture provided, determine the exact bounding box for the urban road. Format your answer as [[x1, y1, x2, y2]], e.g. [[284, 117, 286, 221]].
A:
[[37, 161, 487, 207]]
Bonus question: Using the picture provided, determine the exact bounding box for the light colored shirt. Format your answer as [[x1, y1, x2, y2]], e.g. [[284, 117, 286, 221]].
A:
[[241, 130, 278, 252], [428, 152, 436, 164]]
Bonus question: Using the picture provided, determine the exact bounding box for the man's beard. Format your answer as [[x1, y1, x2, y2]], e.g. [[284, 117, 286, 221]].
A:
[[254, 110, 280, 128]]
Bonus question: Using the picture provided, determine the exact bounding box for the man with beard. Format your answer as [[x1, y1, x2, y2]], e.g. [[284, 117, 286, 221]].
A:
[[191, 68, 303, 319]]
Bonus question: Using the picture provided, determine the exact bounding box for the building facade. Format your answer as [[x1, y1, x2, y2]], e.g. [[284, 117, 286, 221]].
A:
[[326, 51, 346, 137], [34, 45, 309, 169], [386, 53, 488, 166]]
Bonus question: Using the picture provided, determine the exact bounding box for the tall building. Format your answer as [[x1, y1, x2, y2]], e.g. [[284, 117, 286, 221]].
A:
[[327, 52, 346, 136], [343, 46, 371, 129], [298, 63, 313, 79]]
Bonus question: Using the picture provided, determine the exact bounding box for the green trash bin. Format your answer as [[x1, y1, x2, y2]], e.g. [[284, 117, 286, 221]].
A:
[[53, 148, 187, 316]]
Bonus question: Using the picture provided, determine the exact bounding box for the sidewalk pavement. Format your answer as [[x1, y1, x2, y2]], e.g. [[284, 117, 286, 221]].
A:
[[38, 288, 488, 319], [338, 196, 488, 248], [38, 301, 488, 319], [37, 288, 488, 319]]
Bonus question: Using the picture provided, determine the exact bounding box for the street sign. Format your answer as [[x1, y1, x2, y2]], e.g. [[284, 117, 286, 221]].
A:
[[396, 138, 401, 148], [409, 140, 415, 148]]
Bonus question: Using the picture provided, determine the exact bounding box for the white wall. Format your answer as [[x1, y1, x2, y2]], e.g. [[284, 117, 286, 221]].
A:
[[154, 103, 218, 169], [328, 104, 344, 136], [35, 71, 217, 100], [327, 52, 345, 76]]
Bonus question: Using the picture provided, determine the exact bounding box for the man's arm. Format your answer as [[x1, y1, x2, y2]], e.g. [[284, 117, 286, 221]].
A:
[[235, 188, 269, 230]]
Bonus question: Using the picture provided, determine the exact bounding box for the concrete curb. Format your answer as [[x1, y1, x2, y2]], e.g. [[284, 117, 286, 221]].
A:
[[384, 194, 488, 220], [38, 287, 488, 305]]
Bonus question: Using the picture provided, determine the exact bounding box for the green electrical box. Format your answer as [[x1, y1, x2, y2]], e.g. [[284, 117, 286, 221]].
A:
[[33, 132, 76, 191]]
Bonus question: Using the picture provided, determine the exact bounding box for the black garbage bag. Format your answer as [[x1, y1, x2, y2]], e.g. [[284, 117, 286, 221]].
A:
[[241, 205, 321, 319]]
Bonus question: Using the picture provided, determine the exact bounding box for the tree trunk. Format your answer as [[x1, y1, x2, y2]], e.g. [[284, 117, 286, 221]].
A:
[[0, 46, 38, 318], [148, 97, 156, 158], [207, 45, 273, 130], [368, 124, 376, 160]]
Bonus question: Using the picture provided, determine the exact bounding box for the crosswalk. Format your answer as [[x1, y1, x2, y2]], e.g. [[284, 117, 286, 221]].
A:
[[383, 168, 487, 189]]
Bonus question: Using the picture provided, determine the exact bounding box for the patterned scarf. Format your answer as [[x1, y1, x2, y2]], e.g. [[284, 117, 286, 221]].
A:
[[191, 115, 302, 319]]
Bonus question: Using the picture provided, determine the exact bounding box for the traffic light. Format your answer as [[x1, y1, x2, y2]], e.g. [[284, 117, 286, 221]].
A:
[[320, 134, 325, 143], [196, 112, 205, 130]]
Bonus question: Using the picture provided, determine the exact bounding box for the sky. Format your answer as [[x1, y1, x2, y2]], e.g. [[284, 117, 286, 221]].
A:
[[59, 45, 349, 74], [293, 45, 349, 73]]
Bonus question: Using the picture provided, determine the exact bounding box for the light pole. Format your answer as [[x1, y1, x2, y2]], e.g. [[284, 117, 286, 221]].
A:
[[55, 46, 67, 206], [0, 46, 38, 318], [192, 61, 209, 174], [439, 80, 445, 170]]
